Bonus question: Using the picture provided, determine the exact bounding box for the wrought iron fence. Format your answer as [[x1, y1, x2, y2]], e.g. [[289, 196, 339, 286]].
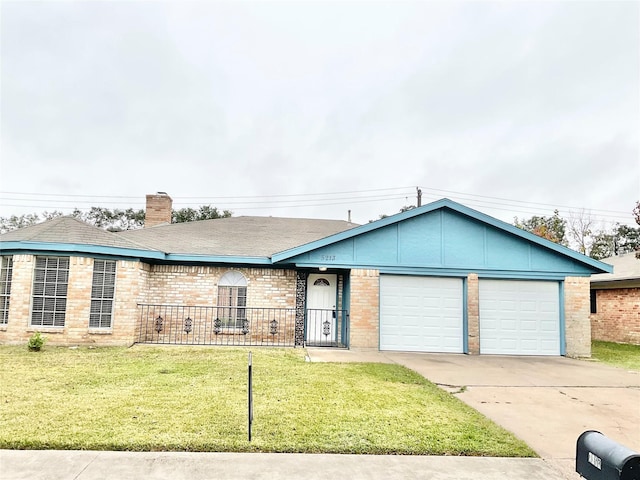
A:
[[137, 304, 349, 348], [305, 308, 349, 348], [137, 304, 297, 347]]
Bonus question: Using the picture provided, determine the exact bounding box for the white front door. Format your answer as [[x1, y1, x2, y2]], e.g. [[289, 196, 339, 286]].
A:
[[306, 273, 337, 344]]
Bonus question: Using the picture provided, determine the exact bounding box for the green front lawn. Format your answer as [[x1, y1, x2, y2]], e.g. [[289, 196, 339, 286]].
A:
[[0, 345, 534, 456], [591, 341, 640, 371]]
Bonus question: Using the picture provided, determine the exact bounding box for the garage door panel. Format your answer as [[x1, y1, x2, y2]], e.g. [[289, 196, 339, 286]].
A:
[[380, 275, 463, 353], [480, 280, 560, 356]]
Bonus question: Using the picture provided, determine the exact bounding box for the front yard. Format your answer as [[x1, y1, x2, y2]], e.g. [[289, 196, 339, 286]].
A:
[[591, 340, 640, 371], [0, 345, 534, 456]]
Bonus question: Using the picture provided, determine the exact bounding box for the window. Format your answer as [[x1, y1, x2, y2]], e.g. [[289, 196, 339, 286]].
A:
[[90, 260, 116, 329], [31, 257, 69, 327], [217, 271, 247, 329], [0, 256, 13, 325], [590, 289, 597, 314]]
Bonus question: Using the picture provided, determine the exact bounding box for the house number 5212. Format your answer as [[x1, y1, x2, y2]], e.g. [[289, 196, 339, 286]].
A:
[[321, 255, 336, 261]]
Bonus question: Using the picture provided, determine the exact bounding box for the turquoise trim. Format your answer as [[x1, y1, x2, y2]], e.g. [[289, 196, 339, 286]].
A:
[[377, 274, 381, 352], [165, 254, 272, 265], [0, 241, 163, 260], [462, 277, 469, 354], [343, 273, 351, 349], [271, 198, 612, 274], [293, 263, 590, 280], [559, 282, 566, 356], [378, 267, 582, 280], [0, 241, 273, 265]]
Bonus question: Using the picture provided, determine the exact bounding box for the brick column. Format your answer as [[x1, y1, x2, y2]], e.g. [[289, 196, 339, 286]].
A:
[[294, 271, 308, 347], [349, 269, 379, 348], [112, 260, 146, 346], [467, 273, 480, 354], [64, 256, 94, 344], [564, 276, 591, 357]]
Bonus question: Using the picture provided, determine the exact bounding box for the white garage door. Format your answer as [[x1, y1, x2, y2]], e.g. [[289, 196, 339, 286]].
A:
[[380, 275, 463, 353], [479, 280, 560, 355]]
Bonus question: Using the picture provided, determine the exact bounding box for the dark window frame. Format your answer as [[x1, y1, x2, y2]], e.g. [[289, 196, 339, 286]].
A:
[[31, 256, 69, 327], [0, 256, 13, 325], [90, 259, 117, 329]]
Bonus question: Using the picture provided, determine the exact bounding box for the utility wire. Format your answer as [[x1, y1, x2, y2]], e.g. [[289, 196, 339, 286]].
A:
[[0, 186, 634, 223]]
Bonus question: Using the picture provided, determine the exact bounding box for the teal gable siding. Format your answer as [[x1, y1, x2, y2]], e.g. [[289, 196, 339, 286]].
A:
[[397, 212, 443, 265], [354, 225, 398, 264], [281, 208, 602, 276]]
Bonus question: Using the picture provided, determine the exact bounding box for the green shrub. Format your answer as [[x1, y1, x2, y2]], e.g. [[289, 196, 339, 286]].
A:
[[27, 332, 46, 352]]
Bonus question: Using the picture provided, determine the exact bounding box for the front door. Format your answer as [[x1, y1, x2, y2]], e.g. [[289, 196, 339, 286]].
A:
[[306, 273, 337, 344]]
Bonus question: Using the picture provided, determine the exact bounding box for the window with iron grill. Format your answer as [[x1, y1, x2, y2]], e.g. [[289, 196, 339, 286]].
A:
[[90, 260, 116, 329], [31, 257, 69, 327], [217, 271, 247, 329], [0, 256, 13, 325]]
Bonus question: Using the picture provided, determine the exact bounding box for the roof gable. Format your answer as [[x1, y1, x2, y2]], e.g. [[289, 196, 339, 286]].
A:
[[273, 199, 612, 276]]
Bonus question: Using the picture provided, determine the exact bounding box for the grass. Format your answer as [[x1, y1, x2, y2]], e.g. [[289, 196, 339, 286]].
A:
[[0, 345, 535, 456], [591, 340, 640, 371]]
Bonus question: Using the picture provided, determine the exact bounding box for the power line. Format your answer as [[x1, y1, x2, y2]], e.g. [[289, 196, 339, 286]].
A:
[[0, 185, 632, 216], [0, 186, 634, 224]]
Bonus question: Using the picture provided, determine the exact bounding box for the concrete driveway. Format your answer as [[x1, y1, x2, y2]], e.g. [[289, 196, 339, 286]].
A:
[[307, 349, 640, 480]]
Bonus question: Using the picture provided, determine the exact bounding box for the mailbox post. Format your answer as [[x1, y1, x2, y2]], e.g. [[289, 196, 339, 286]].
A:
[[576, 431, 640, 480]]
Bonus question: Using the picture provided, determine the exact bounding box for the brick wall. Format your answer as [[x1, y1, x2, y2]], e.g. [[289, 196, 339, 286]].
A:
[[138, 265, 297, 345], [349, 269, 379, 348], [0, 255, 145, 347], [591, 287, 640, 345], [143, 265, 296, 308], [0, 256, 297, 347], [564, 276, 591, 357]]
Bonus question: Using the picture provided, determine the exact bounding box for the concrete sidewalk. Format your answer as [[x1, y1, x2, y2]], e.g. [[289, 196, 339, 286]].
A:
[[0, 450, 564, 480]]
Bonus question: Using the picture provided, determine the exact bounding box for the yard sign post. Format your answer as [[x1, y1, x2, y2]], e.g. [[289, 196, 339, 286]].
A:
[[248, 351, 253, 442]]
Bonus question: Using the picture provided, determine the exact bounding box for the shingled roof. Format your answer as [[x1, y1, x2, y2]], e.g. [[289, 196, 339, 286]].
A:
[[116, 216, 359, 257], [0, 216, 153, 251], [0, 215, 359, 259], [590, 252, 639, 287]]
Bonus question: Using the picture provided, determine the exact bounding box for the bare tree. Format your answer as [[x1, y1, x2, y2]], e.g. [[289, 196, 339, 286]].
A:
[[567, 209, 596, 255]]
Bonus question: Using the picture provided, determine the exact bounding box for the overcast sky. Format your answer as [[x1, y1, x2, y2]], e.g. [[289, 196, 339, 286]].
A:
[[1, 0, 638, 228]]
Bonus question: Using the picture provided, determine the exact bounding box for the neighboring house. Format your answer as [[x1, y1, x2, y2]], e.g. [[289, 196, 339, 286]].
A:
[[590, 252, 640, 345], [0, 193, 611, 356]]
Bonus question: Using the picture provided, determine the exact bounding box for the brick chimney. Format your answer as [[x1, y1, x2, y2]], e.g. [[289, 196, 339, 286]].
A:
[[145, 192, 173, 227]]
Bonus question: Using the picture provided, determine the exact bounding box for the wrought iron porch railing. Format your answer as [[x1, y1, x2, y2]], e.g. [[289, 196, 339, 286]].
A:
[[137, 304, 297, 347], [137, 304, 349, 348], [305, 308, 349, 348]]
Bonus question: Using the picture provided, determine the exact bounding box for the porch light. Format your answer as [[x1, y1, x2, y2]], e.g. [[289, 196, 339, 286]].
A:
[[319, 266, 327, 272]]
